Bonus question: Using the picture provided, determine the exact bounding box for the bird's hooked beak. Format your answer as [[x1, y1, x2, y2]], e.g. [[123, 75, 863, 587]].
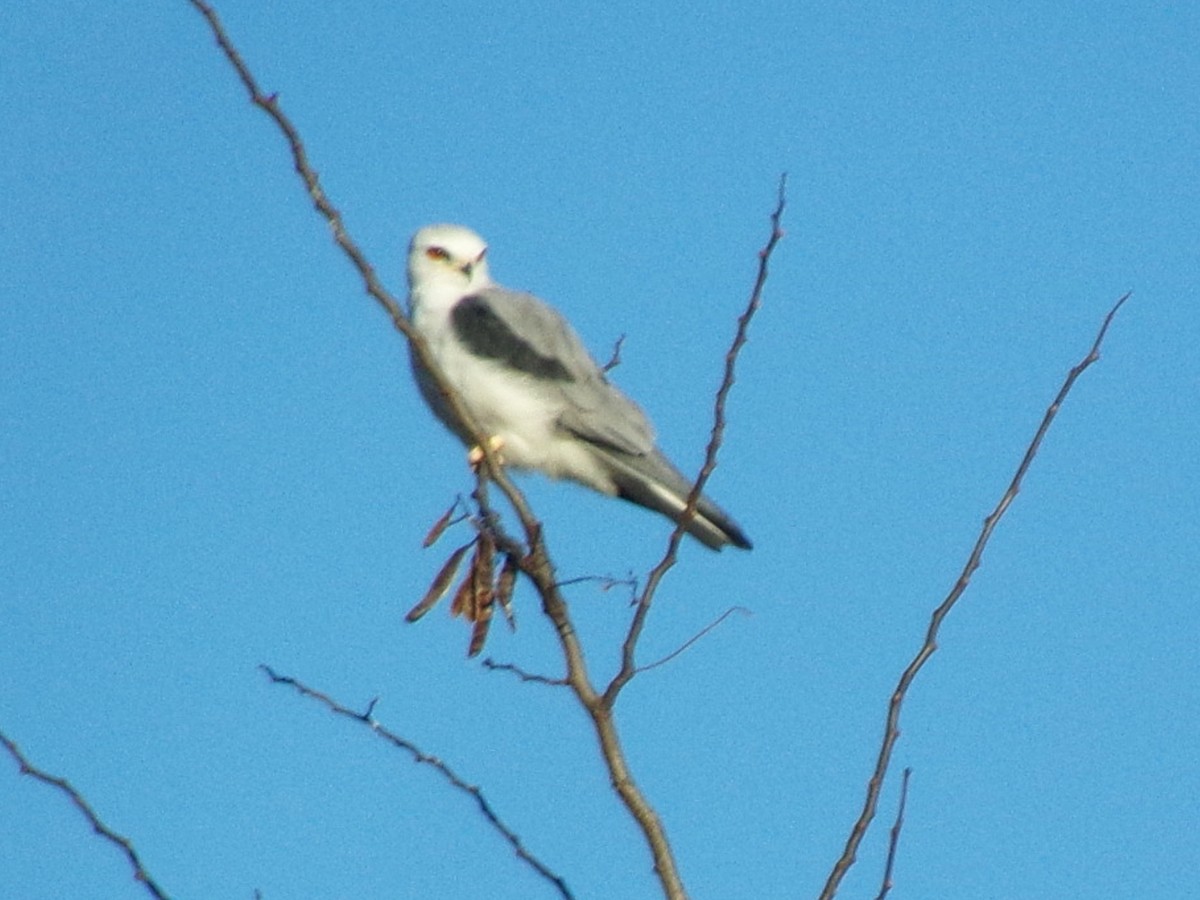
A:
[[458, 249, 486, 281]]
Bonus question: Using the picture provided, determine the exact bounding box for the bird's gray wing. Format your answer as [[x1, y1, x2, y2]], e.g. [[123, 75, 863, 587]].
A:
[[452, 288, 654, 456], [451, 287, 752, 551]]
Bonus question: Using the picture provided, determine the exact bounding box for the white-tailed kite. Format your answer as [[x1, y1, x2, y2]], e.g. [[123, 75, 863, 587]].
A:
[[406, 224, 751, 551]]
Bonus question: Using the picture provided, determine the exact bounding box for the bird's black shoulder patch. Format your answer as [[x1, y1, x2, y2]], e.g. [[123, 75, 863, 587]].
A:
[[451, 294, 574, 382]]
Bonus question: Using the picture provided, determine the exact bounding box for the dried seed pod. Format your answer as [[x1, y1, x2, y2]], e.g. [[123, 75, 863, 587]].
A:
[[467, 598, 493, 657], [495, 554, 518, 631], [449, 567, 476, 620], [475, 532, 495, 593], [406, 542, 470, 622], [421, 499, 461, 548]]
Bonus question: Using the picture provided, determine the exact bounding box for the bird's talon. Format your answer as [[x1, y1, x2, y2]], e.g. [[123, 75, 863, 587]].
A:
[[468, 435, 506, 469]]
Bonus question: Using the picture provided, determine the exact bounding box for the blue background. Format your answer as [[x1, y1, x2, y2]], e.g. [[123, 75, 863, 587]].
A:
[[2, 2, 1197, 898]]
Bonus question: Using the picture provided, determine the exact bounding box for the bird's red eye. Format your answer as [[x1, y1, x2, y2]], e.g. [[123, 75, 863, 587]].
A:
[[425, 247, 450, 261]]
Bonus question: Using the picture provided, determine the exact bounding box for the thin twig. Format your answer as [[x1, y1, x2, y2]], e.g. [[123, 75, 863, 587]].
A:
[[602, 334, 627, 372], [555, 574, 640, 597], [481, 659, 568, 686], [874, 768, 912, 900], [258, 666, 573, 899], [819, 292, 1130, 899], [636, 607, 752, 674], [0, 729, 171, 900], [606, 176, 787, 707], [470, 473, 530, 562]]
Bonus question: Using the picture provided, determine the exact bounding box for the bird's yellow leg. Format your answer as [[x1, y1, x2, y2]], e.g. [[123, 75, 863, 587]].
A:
[[468, 434, 506, 470]]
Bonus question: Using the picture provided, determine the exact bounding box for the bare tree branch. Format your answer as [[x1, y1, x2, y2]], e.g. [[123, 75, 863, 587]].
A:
[[258, 666, 573, 899], [819, 291, 1131, 899], [605, 176, 787, 707], [0, 729, 171, 900], [481, 659, 568, 686], [874, 767, 912, 900], [636, 606, 752, 674]]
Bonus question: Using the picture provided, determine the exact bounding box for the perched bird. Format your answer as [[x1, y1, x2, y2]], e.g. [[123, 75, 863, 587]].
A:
[[405, 224, 751, 551]]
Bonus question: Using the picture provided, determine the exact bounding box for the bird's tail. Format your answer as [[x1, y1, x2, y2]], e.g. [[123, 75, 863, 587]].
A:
[[591, 446, 752, 551]]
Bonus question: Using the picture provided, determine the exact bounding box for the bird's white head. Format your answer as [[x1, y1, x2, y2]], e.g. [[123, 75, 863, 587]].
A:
[[407, 224, 492, 299]]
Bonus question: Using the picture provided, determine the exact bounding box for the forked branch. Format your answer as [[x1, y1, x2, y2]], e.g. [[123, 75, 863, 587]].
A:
[[606, 178, 786, 706], [258, 666, 573, 898], [819, 291, 1130, 899]]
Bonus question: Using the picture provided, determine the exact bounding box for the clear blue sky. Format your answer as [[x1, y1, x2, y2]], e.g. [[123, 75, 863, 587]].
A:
[[3, 2, 1197, 898]]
